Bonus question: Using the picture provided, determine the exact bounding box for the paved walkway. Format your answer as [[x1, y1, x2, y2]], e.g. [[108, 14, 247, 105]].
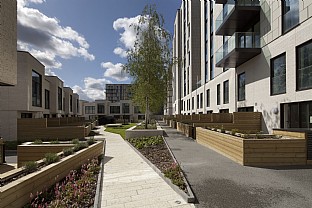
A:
[[159, 121, 312, 208], [95, 126, 195, 208]]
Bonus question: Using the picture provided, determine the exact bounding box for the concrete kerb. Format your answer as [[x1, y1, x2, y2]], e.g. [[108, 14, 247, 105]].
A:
[[124, 138, 196, 203], [93, 139, 106, 208]]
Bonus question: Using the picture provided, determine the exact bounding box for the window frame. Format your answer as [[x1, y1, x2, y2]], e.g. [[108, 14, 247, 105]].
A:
[[296, 39, 312, 91], [270, 53, 286, 95]]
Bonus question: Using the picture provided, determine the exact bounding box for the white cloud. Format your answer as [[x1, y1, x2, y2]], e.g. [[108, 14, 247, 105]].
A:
[[112, 15, 146, 58], [101, 62, 129, 81], [113, 47, 127, 58], [17, 0, 95, 69], [72, 77, 112, 101]]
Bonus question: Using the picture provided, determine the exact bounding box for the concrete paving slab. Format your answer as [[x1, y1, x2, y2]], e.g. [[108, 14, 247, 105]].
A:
[[97, 126, 195, 208]]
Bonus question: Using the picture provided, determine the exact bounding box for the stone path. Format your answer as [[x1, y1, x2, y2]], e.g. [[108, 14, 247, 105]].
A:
[[96, 126, 195, 208]]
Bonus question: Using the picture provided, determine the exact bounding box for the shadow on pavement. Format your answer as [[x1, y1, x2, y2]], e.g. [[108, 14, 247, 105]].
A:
[[104, 156, 113, 164]]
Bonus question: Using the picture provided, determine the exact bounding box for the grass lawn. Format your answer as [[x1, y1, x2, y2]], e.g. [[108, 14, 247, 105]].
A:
[[104, 123, 137, 139]]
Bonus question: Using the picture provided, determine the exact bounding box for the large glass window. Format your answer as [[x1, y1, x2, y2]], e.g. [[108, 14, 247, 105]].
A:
[[217, 84, 220, 105], [282, 0, 299, 34], [85, 106, 95, 114], [238, 72, 245, 101], [32, 70, 42, 107], [97, 104, 105, 114], [45, 89, 50, 109], [192, 97, 194, 110], [297, 40, 312, 90], [206, 89, 210, 107], [122, 103, 130, 114], [134, 106, 141, 114], [58, 87, 62, 110], [110, 106, 120, 114], [197, 94, 200, 109], [271, 53, 286, 95], [223, 80, 229, 104]]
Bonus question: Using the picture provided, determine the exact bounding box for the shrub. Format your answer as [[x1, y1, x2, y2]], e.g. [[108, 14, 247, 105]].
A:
[[72, 138, 79, 144], [27, 158, 100, 207], [231, 129, 239, 136], [44, 153, 60, 165], [87, 137, 96, 145], [127, 136, 163, 149], [63, 148, 74, 156], [73, 142, 89, 152], [50, 140, 60, 144], [24, 161, 38, 174], [33, 139, 43, 144], [164, 163, 186, 191]]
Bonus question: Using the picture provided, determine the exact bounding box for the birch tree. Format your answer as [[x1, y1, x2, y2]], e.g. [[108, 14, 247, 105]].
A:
[[123, 5, 172, 128]]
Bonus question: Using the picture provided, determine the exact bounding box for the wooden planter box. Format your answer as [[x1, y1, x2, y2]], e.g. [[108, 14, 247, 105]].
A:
[[196, 127, 307, 166], [177, 122, 194, 138], [17, 142, 75, 167], [0, 141, 104, 208]]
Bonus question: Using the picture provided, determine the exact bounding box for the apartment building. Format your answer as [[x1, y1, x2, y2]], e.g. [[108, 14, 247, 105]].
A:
[[0, 51, 79, 140], [170, 0, 312, 133], [0, 0, 17, 86], [106, 84, 132, 102], [80, 84, 145, 123]]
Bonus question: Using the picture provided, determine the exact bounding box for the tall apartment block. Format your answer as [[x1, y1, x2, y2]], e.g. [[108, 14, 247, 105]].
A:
[[0, 0, 17, 85], [169, 0, 312, 133], [106, 84, 132, 102]]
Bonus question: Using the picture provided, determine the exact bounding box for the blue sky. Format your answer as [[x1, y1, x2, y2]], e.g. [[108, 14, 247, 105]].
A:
[[17, 0, 181, 101]]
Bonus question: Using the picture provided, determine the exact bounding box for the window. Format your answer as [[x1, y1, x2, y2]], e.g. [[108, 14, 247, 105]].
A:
[[85, 106, 95, 114], [21, 113, 32, 118], [210, 57, 214, 80], [238, 106, 254, 112], [134, 106, 141, 114], [58, 87, 62, 110], [77, 99, 79, 113], [45, 90, 50, 109], [110, 106, 120, 114], [282, 0, 299, 34], [192, 97, 194, 110], [70, 95, 73, 112], [297, 40, 312, 90], [219, 109, 229, 113], [223, 80, 229, 104], [206, 89, 210, 107], [238, 73, 246, 101], [271, 53, 286, 95], [217, 84, 220, 105], [32, 70, 42, 107], [197, 95, 200, 109], [200, 93, 203, 108], [97, 104, 105, 114], [122, 103, 130, 114]]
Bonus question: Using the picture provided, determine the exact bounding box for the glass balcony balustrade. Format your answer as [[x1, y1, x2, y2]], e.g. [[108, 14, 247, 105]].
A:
[[216, 32, 261, 67], [215, 0, 260, 35]]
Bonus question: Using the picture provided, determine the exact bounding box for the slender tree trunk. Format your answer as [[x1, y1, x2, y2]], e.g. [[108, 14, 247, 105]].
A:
[[145, 96, 148, 129]]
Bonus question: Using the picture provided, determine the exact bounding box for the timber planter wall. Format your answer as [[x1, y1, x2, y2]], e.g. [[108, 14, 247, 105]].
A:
[[177, 122, 194, 138], [196, 127, 307, 166], [0, 141, 104, 208], [17, 143, 75, 167]]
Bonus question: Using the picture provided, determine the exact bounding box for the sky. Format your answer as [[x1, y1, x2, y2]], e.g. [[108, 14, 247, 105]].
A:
[[17, 0, 181, 101]]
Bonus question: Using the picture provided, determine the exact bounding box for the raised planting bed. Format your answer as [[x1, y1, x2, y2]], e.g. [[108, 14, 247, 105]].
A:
[[126, 135, 195, 202], [125, 123, 164, 139], [0, 141, 104, 208], [17, 141, 75, 167], [196, 127, 307, 166], [177, 122, 194, 138]]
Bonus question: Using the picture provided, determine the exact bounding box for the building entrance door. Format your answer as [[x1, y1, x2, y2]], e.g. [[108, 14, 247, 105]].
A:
[[281, 101, 312, 129]]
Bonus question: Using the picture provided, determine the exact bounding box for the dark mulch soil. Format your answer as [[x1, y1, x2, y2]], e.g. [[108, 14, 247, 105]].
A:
[[137, 143, 174, 172]]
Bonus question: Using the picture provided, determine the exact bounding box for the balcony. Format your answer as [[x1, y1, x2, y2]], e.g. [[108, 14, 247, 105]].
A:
[[215, 32, 261, 68], [215, 0, 260, 36]]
